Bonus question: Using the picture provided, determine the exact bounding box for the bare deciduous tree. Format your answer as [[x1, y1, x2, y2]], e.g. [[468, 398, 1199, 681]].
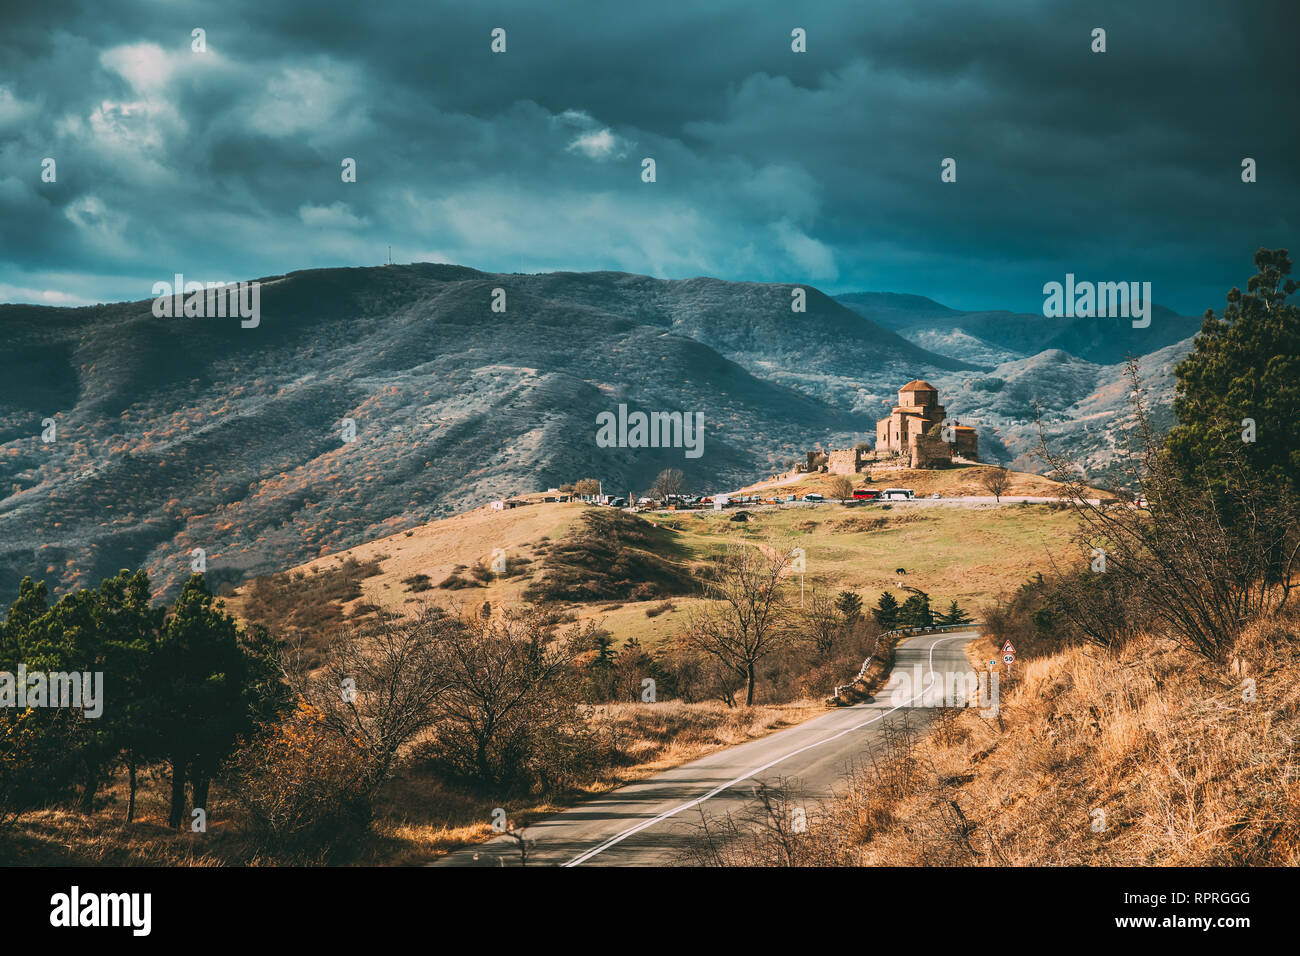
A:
[[683, 542, 795, 705], [428, 608, 589, 785], [649, 468, 687, 500], [828, 475, 854, 503], [980, 465, 1011, 502], [800, 583, 842, 658], [287, 606, 450, 792]]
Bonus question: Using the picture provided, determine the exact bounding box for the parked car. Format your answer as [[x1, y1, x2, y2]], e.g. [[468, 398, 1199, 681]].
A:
[[802, 493, 824, 502], [931, 492, 942, 499]]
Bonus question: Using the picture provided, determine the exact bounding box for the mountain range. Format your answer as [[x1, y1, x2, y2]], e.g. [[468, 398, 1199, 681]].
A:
[[0, 264, 1199, 598]]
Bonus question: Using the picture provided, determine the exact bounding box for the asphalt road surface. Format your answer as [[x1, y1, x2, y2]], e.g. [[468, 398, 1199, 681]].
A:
[[434, 629, 980, 867]]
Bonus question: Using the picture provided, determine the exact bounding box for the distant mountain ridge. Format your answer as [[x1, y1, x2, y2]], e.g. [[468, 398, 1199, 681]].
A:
[[0, 264, 1197, 600], [835, 290, 1203, 366], [0, 264, 969, 599]]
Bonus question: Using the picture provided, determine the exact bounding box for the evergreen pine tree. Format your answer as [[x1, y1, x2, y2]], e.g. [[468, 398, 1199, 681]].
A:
[[872, 591, 901, 629]]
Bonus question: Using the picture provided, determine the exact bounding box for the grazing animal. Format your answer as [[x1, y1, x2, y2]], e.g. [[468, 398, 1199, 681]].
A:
[[895, 567, 907, 575]]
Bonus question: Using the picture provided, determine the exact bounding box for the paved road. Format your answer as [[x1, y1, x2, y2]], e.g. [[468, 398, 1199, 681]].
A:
[[434, 629, 979, 867]]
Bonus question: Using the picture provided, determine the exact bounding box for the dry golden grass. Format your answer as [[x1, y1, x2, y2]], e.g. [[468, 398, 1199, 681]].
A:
[[225, 502, 589, 625], [0, 767, 240, 866], [225, 465, 1085, 652], [837, 608, 1300, 865]]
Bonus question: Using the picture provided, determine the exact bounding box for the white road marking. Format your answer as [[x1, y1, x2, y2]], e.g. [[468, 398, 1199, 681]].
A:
[[562, 631, 973, 866]]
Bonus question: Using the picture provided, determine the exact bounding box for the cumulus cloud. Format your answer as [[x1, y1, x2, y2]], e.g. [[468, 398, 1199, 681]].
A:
[[566, 128, 624, 161], [99, 43, 180, 94], [0, 283, 95, 306], [0, 85, 37, 129]]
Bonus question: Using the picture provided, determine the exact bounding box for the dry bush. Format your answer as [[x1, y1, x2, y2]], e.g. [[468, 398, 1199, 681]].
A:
[[437, 571, 485, 590], [417, 610, 597, 794], [224, 702, 374, 862], [239, 557, 382, 666], [523, 509, 697, 603], [686, 782, 853, 867], [655, 638, 747, 706], [287, 606, 450, 790], [834, 516, 887, 533]]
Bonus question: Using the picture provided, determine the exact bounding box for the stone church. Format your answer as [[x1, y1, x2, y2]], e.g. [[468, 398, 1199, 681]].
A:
[[875, 380, 978, 465]]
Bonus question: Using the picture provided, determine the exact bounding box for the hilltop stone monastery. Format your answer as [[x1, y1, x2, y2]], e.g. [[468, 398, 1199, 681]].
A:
[[802, 380, 979, 476]]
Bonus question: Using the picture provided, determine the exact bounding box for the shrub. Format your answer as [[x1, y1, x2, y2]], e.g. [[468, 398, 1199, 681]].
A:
[[418, 611, 596, 794], [523, 509, 697, 603], [226, 703, 374, 861], [0, 710, 82, 825]]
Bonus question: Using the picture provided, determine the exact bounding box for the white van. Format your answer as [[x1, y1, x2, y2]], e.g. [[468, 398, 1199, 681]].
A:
[[882, 488, 915, 500]]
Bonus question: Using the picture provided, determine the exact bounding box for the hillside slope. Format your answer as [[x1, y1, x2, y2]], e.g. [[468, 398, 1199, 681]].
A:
[[0, 263, 1188, 600], [935, 338, 1192, 478], [864, 615, 1300, 865], [227, 482, 1083, 652], [4, 264, 977, 598]]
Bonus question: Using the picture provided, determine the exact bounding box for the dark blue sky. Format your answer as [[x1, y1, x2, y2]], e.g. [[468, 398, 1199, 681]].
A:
[[1, 0, 1296, 314]]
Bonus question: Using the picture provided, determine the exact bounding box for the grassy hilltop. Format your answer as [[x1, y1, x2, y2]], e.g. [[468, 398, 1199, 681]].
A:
[[226, 463, 1085, 650]]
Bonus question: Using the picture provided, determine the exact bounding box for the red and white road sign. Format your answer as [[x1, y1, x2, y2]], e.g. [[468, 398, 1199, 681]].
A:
[[1003, 653, 1014, 665], [1002, 640, 1015, 654]]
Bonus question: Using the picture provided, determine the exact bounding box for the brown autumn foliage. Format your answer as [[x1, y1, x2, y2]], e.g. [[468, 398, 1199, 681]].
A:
[[690, 606, 1300, 866], [224, 702, 374, 862]]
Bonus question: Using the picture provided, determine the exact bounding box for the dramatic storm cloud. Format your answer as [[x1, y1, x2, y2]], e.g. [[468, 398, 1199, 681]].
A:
[[0, 0, 1295, 312]]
